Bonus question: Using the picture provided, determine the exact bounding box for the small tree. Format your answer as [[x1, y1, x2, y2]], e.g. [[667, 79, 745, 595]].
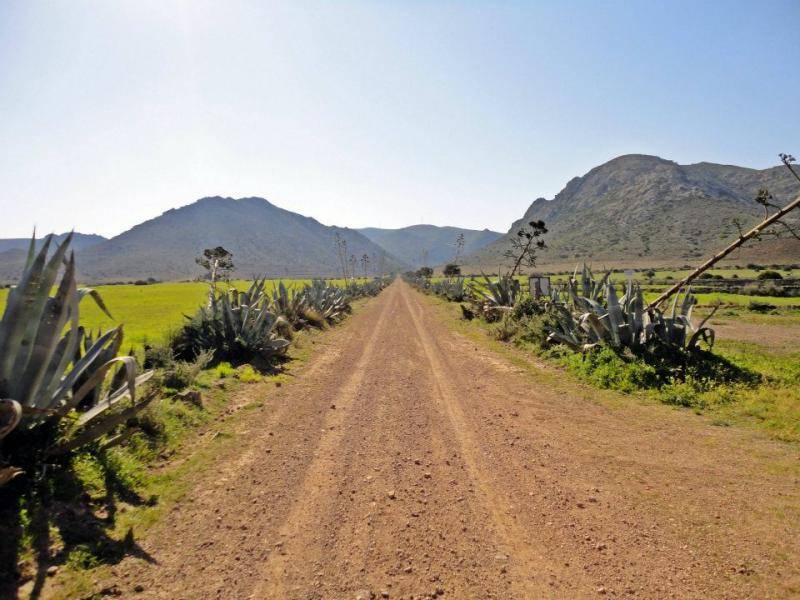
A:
[[443, 263, 461, 278], [454, 233, 465, 262], [334, 234, 349, 281], [360, 253, 370, 279], [416, 266, 433, 279], [196, 246, 235, 290], [348, 254, 357, 282], [503, 220, 548, 277]]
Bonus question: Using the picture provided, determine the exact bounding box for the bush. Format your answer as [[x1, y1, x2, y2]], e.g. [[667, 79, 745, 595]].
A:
[[517, 313, 559, 347], [512, 297, 543, 320], [660, 380, 702, 407], [564, 348, 659, 393], [146, 348, 213, 391], [490, 316, 520, 341], [443, 264, 461, 277], [748, 301, 777, 313], [757, 270, 783, 280], [742, 281, 785, 297]]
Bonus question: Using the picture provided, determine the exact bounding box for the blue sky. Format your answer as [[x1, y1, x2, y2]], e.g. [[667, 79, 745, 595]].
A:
[[1, 1, 798, 238]]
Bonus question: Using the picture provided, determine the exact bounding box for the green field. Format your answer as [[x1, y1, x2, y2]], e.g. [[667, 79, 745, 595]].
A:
[[0, 279, 354, 350], [544, 267, 796, 282]]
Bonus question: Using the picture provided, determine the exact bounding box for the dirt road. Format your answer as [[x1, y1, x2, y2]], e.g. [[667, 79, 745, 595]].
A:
[[100, 281, 800, 599]]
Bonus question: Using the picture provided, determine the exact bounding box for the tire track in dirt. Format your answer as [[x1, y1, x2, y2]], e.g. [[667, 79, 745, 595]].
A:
[[399, 284, 582, 596], [251, 287, 398, 597]]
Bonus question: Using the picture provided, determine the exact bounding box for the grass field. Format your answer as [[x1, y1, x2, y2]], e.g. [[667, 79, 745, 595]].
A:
[[0, 278, 354, 350], [544, 267, 797, 282]]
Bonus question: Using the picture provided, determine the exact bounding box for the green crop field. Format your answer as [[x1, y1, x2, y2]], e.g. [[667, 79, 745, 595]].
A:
[[0, 278, 355, 350]]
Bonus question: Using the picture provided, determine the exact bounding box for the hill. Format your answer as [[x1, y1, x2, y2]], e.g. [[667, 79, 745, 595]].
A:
[[357, 225, 502, 268], [0, 232, 106, 253], [464, 154, 800, 272], [0, 197, 404, 283]]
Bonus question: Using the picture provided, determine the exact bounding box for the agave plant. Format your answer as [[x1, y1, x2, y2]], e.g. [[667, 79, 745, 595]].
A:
[[344, 277, 388, 298], [468, 273, 521, 308], [427, 277, 467, 302], [172, 277, 290, 362], [302, 279, 351, 325], [546, 265, 716, 353], [272, 281, 310, 329], [0, 234, 153, 485]]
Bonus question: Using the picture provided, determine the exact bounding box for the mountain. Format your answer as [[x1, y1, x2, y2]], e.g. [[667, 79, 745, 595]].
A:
[[357, 225, 503, 268], [0, 197, 404, 283], [0, 232, 106, 253], [464, 154, 800, 271]]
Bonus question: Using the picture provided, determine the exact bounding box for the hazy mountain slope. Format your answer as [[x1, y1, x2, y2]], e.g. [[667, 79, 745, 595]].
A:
[[0, 232, 106, 253], [358, 225, 502, 267], [0, 197, 404, 283], [465, 154, 800, 271]]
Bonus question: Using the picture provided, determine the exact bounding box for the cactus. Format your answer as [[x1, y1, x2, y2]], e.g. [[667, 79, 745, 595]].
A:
[[0, 234, 153, 484], [546, 265, 716, 353]]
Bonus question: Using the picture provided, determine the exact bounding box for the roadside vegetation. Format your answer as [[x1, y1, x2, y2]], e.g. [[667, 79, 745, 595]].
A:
[[407, 152, 800, 442], [0, 237, 391, 596], [411, 268, 799, 442]]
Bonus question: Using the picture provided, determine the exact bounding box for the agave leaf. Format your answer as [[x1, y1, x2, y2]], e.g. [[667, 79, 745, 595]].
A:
[[67, 355, 139, 420], [14, 253, 76, 405], [51, 391, 157, 456], [77, 287, 113, 319], [605, 282, 622, 347], [0, 465, 25, 487], [48, 327, 121, 410], [0, 399, 22, 440], [546, 331, 581, 351], [41, 282, 82, 407], [12, 236, 74, 381], [24, 229, 37, 269], [0, 236, 53, 383], [75, 366, 153, 427], [688, 327, 715, 350]]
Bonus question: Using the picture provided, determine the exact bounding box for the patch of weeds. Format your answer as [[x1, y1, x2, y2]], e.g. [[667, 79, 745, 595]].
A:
[[659, 380, 702, 407], [209, 362, 235, 379], [145, 345, 213, 392], [234, 364, 262, 383], [489, 316, 520, 342], [65, 545, 101, 570], [516, 313, 559, 348], [561, 348, 660, 393]]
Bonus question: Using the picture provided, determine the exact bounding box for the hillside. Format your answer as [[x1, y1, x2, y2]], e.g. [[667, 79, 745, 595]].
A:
[[464, 154, 800, 271], [0, 232, 106, 253], [0, 198, 404, 283], [357, 225, 502, 268]]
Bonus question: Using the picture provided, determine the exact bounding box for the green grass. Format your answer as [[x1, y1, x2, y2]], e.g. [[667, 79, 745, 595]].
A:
[[542, 267, 797, 283], [0, 278, 358, 351], [643, 291, 800, 307]]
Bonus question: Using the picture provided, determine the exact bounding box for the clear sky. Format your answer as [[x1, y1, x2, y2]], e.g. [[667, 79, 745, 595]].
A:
[[1, 1, 798, 239]]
